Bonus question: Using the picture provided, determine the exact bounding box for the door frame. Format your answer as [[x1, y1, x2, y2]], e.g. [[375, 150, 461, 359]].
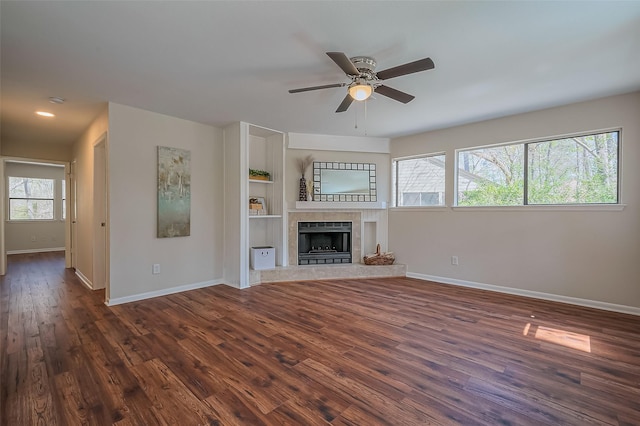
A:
[[70, 160, 78, 269], [0, 156, 71, 274], [92, 134, 109, 296]]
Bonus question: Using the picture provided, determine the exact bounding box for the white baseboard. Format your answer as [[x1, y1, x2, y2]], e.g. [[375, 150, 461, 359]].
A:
[[75, 270, 93, 290], [7, 247, 65, 255], [106, 279, 225, 306], [407, 272, 640, 317]]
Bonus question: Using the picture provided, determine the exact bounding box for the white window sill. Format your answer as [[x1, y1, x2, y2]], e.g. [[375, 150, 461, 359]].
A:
[[6, 219, 58, 223], [390, 204, 626, 212], [452, 204, 626, 212], [389, 206, 448, 211]]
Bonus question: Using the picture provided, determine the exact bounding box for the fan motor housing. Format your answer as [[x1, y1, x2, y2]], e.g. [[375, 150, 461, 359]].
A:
[[350, 56, 377, 72]]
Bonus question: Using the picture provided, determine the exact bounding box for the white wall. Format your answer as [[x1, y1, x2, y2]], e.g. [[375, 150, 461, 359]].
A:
[[107, 103, 224, 303], [1, 139, 72, 162], [389, 92, 640, 310], [4, 162, 66, 252]]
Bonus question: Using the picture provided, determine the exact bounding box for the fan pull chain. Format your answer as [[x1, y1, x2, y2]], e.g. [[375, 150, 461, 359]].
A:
[[354, 104, 358, 129], [364, 99, 368, 136]]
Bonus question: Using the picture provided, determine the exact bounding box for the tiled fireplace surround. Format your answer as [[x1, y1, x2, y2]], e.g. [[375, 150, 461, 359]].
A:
[[250, 210, 406, 284], [288, 211, 362, 266]]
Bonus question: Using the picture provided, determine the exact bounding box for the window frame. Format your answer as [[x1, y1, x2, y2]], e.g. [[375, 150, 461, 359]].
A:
[[7, 176, 57, 222], [454, 128, 622, 208], [391, 152, 447, 208], [61, 178, 66, 220]]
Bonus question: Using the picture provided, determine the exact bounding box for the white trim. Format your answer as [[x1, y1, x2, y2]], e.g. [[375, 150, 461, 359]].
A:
[[389, 204, 626, 212], [75, 269, 93, 290], [7, 247, 65, 255], [407, 272, 640, 317], [389, 206, 449, 212], [105, 279, 225, 306], [295, 201, 387, 210], [452, 204, 626, 212]]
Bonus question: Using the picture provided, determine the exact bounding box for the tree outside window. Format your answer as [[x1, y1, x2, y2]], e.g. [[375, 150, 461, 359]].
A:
[[457, 131, 619, 206], [8, 177, 55, 220]]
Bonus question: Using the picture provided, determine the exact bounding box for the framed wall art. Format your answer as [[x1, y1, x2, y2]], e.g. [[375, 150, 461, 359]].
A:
[[157, 146, 191, 237]]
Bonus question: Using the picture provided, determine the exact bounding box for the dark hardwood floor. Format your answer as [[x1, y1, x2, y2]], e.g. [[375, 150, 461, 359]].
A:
[[1, 252, 639, 425]]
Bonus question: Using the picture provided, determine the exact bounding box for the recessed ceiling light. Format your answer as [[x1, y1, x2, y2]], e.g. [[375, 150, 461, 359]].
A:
[[49, 96, 65, 104], [35, 111, 55, 117]]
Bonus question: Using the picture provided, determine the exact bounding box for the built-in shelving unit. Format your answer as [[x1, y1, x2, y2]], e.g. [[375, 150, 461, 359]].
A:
[[223, 122, 286, 288]]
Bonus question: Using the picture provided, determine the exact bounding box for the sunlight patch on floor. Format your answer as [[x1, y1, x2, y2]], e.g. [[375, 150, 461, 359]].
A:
[[533, 325, 591, 353]]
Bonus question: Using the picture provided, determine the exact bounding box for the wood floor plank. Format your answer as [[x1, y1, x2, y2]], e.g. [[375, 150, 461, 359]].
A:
[[2, 252, 640, 425], [204, 388, 270, 426], [52, 371, 102, 425], [129, 358, 220, 425]]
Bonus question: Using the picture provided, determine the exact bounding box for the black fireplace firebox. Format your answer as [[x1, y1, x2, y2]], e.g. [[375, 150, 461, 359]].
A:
[[298, 221, 352, 265]]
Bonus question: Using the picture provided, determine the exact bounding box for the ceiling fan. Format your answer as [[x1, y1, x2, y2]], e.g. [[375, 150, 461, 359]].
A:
[[289, 52, 435, 113]]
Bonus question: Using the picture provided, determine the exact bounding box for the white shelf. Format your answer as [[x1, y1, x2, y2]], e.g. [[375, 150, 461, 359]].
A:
[[249, 179, 274, 184], [249, 215, 282, 219], [295, 201, 387, 210]]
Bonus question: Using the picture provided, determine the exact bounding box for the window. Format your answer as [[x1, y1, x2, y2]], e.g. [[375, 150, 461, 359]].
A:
[[393, 154, 446, 206], [8, 177, 55, 220], [456, 130, 619, 206]]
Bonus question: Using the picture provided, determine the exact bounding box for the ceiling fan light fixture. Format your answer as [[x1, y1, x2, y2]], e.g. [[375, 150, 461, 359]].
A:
[[348, 82, 372, 101]]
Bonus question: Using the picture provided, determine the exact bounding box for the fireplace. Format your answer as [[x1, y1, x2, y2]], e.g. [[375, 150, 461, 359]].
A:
[[298, 221, 352, 265]]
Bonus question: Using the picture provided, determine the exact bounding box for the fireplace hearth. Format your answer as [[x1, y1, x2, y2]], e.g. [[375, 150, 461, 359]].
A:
[[298, 221, 352, 265]]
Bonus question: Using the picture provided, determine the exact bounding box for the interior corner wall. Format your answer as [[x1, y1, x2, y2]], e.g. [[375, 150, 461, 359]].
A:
[[107, 103, 224, 302], [285, 145, 392, 255], [71, 107, 109, 287], [389, 92, 640, 309]]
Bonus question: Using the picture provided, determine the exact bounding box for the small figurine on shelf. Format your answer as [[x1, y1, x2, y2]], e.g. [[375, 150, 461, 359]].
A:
[[296, 154, 314, 201], [249, 197, 267, 215]]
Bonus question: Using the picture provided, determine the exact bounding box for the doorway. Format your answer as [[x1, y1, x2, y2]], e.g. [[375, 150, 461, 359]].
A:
[[0, 157, 71, 275]]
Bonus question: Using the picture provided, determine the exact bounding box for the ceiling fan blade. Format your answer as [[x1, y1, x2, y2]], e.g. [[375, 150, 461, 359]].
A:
[[289, 83, 345, 94], [335, 94, 354, 113], [326, 52, 359, 76], [376, 57, 435, 80], [375, 85, 415, 104]]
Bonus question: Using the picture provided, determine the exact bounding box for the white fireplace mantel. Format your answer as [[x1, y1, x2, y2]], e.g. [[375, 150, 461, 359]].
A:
[[295, 201, 387, 210]]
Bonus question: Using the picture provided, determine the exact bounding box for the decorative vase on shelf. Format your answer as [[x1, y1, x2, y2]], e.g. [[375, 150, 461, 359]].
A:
[[296, 154, 314, 202], [298, 176, 307, 201], [306, 179, 313, 201]]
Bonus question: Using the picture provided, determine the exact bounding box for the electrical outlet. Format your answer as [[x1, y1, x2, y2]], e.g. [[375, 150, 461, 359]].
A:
[[30, 235, 36, 242], [152, 264, 161, 274], [451, 256, 459, 266]]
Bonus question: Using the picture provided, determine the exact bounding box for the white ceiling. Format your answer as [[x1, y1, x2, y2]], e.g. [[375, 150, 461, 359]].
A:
[[2, 1, 640, 145]]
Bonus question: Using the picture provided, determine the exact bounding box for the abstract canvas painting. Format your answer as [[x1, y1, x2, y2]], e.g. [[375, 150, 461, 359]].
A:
[[157, 146, 191, 237]]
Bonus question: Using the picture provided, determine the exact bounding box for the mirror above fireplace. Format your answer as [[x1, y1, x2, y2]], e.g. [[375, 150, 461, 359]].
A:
[[313, 162, 377, 202]]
